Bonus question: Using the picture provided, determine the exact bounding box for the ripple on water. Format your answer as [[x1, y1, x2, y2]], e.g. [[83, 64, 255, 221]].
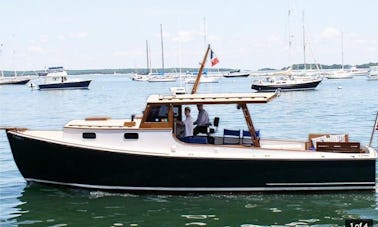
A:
[[185, 222, 207, 226]]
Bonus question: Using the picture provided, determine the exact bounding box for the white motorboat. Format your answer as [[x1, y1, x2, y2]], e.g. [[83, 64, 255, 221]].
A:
[[32, 67, 91, 90], [367, 66, 378, 80], [326, 70, 353, 79], [223, 70, 250, 78], [185, 75, 219, 84]]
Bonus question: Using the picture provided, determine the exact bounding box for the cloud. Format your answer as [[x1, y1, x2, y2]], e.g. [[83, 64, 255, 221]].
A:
[[68, 32, 88, 39], [113, 50, 143, 57], [39, 35, 49, 43], [57, 35, 66, 41], [171, 29, 202, 43], [321, 27, 340, 39], [28, 45, 44, 54]]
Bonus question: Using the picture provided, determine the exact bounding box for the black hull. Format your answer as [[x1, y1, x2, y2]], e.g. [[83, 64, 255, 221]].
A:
[[38, 80, 91, 90], [7, 131, 376, 192], [251, 80, 321, 92], [224, 74, 250, 78], [0, 79, 30, 85]]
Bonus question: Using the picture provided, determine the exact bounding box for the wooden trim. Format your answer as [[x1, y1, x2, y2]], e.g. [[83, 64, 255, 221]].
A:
[[308, 133, 349, 148], [139, 122, 171, 129], [240, 103, 260, 147], [123, 121, 136, 127], [316, 142, 361, 153], [191, 45, 211, 94], [2, 127, 28, 132], [140, 104, 173, 129]]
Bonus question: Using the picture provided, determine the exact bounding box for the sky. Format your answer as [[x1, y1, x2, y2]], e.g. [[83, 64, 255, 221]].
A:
[[0, 0, 377, 71]]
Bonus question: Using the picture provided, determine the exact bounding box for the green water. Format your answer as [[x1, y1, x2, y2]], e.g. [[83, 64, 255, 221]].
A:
[[2, 183, 374, 226], [1, 74, 377, 226]]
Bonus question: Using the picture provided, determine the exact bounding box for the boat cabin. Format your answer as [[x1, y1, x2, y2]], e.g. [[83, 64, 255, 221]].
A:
[[44, 66, 68, 84], [138, 92, 278, 147]]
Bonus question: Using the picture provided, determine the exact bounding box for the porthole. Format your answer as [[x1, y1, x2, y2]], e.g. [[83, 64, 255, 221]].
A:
[[83, 132, 96, 139], [124, 133, 139, 139]]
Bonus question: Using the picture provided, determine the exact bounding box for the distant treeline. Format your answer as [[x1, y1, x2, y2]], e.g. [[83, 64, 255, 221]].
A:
[[260, 62, 378, 71], [2, 63, 377, 76], [1, 68, 232, 76], [65, 68, 233, 75]]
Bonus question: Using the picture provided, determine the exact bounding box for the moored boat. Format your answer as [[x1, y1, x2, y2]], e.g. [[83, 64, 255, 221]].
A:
[[223, 70, 250, 78], [33, 67, 91, 90], [3, 46, 377, 193], [0, 76, 30, 85], [0, 71, 30, 85], [5, 91, 377, 192], [367, 66, 378, 81], [251, 75, 322, 92], [326, 70, 353, 79]]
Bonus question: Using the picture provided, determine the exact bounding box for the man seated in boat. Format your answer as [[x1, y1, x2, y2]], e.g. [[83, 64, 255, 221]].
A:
[[193, 104, 210, 135]]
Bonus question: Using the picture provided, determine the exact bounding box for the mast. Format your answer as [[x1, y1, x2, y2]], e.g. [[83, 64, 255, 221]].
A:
[[341, 31, 344, 71], [191, 44, 211, 94], [160, 24, 165, 75], [0, 43, 3, 77], [302, 11, 306, 72], [203, 17, 207, 51], [145, 40, 150, 74], [288, 7, 292, 70]]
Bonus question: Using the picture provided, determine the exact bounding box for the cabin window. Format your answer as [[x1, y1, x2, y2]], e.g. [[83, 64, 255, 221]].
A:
[[82, 132, 96, 139], [124, 133, 139, 139], [146, 105, 170, 122]]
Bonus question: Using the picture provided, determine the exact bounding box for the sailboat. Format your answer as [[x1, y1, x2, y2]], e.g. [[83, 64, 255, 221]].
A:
[[148, 24, 177, 83], [251, 11, 322, 92], [0, 70, 31, 85], [326, 32, 353, 79], [131, 41, 153, 81]]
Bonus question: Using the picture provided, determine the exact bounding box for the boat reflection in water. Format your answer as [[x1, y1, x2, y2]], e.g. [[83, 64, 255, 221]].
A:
[[8, 183, 377, 226]]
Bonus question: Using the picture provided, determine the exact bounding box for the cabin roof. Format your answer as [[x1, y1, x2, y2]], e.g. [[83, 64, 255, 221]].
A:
[[146, 92, 278, 105]]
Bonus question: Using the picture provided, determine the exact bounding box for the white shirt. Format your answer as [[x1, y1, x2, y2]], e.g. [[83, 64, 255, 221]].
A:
[[183, 116, 194, 137]]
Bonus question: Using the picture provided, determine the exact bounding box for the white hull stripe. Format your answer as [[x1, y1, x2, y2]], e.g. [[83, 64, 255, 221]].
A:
[[26, 178, 376, 191], [266, 182, 375, 186]]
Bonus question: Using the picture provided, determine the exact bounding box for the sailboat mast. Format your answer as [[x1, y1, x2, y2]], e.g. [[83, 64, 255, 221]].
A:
[[146, 40, 150, 74], [203, 17, 207, 51], [160, 24, 165, 74], [288, 8, 292, 69], [341, 31, 344, 71], [302, 11, 306, 71]]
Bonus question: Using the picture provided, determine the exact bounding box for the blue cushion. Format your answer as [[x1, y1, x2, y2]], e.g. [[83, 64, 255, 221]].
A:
[[181, 136, 208, 144], [224, 129, 240, 137], [243, 130, 260, 138]]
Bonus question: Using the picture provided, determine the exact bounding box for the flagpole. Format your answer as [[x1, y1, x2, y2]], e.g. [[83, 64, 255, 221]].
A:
[[191, 44, 210, 94], [369, 111, 378, 147]]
